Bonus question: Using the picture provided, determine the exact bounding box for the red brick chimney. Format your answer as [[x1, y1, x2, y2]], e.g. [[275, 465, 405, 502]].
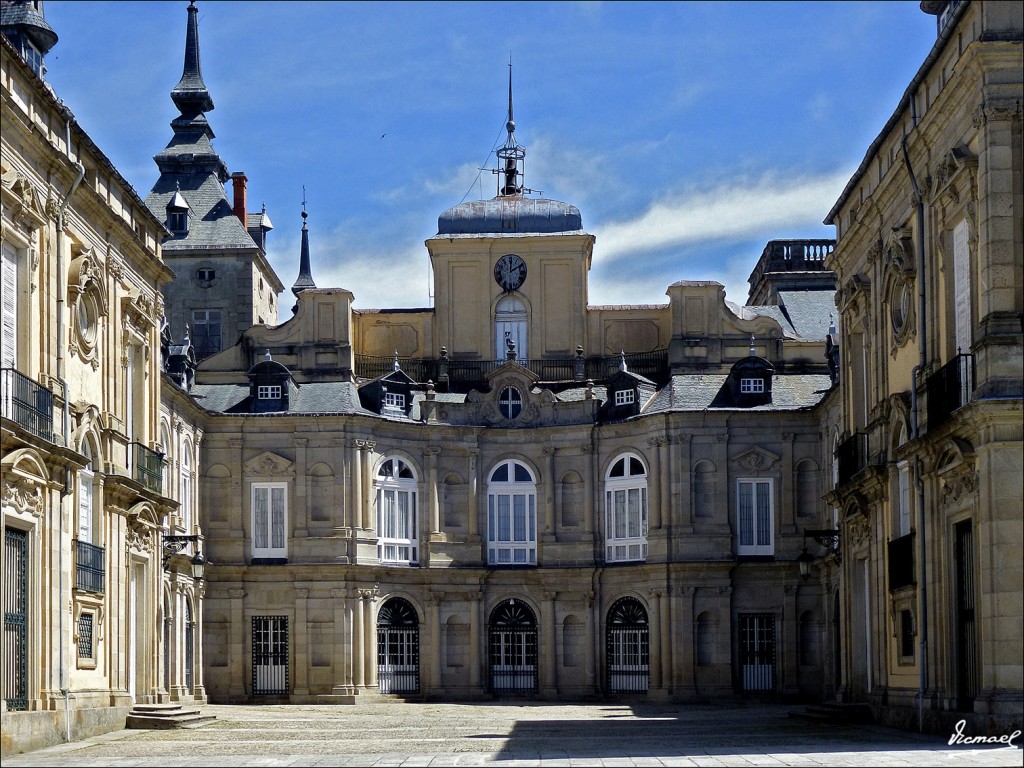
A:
[[231, 171, 247, 225]]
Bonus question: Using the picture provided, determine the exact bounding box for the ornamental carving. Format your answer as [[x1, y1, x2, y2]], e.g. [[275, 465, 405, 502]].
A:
[[941, 471, 979, 507], [243, 451, 295, 478], [126, 525, 154, 554], [1, 478, 44, 516], [0, 167, 48, 230], [732, 446, 780, 473], [846, 514, 871, 550]]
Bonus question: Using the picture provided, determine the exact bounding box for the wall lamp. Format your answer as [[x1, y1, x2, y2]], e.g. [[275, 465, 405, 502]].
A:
[[162, 534, 206, 580], [798, 528, 842, 578]]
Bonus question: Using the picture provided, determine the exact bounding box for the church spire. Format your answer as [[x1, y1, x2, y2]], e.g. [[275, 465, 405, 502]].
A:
[[171, 1, 214, 116], [291, 190, 316, 311], [495, 56, 527, 197]]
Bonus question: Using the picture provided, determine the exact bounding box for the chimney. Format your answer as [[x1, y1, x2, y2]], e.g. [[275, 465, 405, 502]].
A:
[[231, 171, 247, 225]]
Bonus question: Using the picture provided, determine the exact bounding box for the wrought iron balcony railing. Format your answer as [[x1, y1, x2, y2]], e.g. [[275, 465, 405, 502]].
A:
[[1, 368, 53, 442], [130, 442, 164, 495], [75, 539, 105, 594], [835, 432, 869, 487], [887, 532, 915, 591], [926, 353, 974, 432]]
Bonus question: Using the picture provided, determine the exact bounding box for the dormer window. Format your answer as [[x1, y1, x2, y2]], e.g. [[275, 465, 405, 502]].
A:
[[166, 186, 191, 234], [740, 378, 765, 394], [614, 389, 635, 406], [384, 392, 406, 411], [22, 42, 43, 77], [258, 385, 282, 400]]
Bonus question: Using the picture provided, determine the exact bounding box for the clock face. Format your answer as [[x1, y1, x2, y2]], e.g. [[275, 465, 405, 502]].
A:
[[494, 254, 527, 292]]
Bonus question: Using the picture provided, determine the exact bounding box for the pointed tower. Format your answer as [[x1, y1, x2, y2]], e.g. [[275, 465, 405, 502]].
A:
[[496, 58, 526, 197], [0, 0, 58, 78], [290, 199, 316, 314], [145, 1, 283, 360]]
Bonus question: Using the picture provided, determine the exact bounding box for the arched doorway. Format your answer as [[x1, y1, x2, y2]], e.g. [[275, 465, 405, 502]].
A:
[[488, 599, 537, 693], [377, 598, 420, 694], [606, 597, 649, 693]]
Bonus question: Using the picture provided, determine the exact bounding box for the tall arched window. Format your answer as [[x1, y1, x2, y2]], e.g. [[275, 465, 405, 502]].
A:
[[895, 423, 911, 537], [494, 296, 527, 360], [487, 460, 536, 565], [377, 597, 420, 694], [181, 442, 193, 532], [376, 458, 418, 565], [78, 439, 97, 543], [605, 454, 648, 563]]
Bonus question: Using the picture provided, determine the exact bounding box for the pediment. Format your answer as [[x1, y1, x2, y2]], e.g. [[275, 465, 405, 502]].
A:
[[0, 166, 48, 229], [485, 360, 539, 386], [244, 451, 295, 478], [731, 446, 781, 473]]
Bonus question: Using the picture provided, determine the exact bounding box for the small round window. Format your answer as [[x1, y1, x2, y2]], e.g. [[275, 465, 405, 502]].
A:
[[890, 277, 911, 341], [498, 386, 523, 420], [194, 267, 218, 288], [77, 294, 97, 347]]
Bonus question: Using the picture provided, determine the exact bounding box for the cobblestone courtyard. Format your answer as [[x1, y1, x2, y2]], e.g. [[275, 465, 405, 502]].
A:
[[4, 701, 1022, 767]]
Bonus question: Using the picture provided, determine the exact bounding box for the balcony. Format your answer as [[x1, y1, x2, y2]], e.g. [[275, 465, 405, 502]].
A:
[[130, 442, 164, 495], [887, 533, 915, 591], [1, 368, 53, 442], [835, 432, 869, 487], [926, 353, 974, 431], [355, 350, 669, 391], [75, 539, 105, 594]]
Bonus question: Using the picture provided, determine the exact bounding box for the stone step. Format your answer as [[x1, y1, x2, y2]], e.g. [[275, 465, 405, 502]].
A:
[[126, 705, 217, 730], [788, 702, 873, 725]]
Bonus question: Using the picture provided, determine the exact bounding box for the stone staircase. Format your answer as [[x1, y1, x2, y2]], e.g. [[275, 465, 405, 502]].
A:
[[788, 702, 874, 725], [126, 702, 217, 730]]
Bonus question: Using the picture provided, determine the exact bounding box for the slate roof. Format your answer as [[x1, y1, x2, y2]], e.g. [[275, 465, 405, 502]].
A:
[[189, 381, 372, 416], [644, 374, 832, 415], [776, 291, 838, 340], [727, 303, 796, 337], [434, 197, 584, 236], [147, 168, 258, 252]]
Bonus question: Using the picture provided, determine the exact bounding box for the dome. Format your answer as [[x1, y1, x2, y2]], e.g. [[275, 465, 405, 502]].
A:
[[437, 196, 583, 236]]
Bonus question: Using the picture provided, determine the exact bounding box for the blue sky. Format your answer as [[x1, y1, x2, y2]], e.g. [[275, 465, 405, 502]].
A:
[[44, 1, 938, 314]]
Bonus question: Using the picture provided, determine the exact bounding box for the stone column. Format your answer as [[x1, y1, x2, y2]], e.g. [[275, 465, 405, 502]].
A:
[[359, 441, 375, 530], [230, 439, 244, 538], [676, 585, 696, 695], [677, 434, 692, 531], [582, 444, 596, 556], [330, 587, 349, 695], [294, 438, 308, 538], [542, 591, 557, 695], [348, 440, 360, 534], [363, 589, 378, 690], [428, 592, 443, 692], [426, 446, 440, 535], [193, 581, 206, 701], [659, 588, 673, 695], [228, 587, 246, 699], [293, 586, 309, 697], [467, 448, 479, 541], [542, 447, 556, 543], [469, 592, 481, 689], [648, 588, 662, 691], [585, 591, 597, 693], [352, 590, 365, 689], [647, 437, 663, 530]]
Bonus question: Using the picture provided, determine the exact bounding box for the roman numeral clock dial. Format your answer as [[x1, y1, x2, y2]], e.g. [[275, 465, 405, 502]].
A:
[[494, 254, 527, 292]]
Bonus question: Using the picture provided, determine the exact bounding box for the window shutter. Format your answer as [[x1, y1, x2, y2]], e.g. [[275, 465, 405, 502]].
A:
[[79, 470, 93, 542], [953, 220, 971, 354], [2, 245, 17, 369]]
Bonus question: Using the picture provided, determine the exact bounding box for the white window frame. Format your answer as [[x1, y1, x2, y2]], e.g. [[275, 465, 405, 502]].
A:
[[740, 378, 765, 394], [2, 242, 19, 370], [257, 385, 282, 400], [613, 389, 635, 407], [251, 482, 288, 559], [604, 453, 648, 563], [896, 460, 911, 538], [383, 392, 406, 411], [181, 444, 193, 532], [375, 458, 418, 565], [487, 460, 537, 565], [737, 478, 774, 555]]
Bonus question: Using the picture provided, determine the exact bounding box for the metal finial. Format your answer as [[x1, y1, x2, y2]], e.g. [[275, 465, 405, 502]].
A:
[[264, 349, 272, 361], [749, 334, 756, 356], [393, 351, 400, 372], [619, 351, 628, 372], [506, 53, 515, 134]]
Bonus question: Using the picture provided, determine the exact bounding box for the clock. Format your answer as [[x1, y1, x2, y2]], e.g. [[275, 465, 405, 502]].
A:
[[494, 254, 527, 292]]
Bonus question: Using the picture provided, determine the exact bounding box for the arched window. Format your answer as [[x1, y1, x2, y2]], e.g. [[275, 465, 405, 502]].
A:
[[606, 597, 649, 693], [375, 458, 418, 565], [487, 460, 536, 565], [604, 454, 648, 563], [895, 423, 911, 537], [494, 296, 527, 360], [181, 442, 193, 532], [377, 597, 420, 694]]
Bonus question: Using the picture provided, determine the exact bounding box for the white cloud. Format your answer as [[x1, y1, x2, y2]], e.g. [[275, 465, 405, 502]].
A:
[[594, 171, 850, 262]]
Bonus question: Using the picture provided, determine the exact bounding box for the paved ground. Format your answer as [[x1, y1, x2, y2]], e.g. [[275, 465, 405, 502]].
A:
[[4, 701, 1022, 767]]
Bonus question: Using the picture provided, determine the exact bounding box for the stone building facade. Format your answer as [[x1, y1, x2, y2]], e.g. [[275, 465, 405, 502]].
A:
[[1, 2, 205, 755], [824, 0, 1022, 733]]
